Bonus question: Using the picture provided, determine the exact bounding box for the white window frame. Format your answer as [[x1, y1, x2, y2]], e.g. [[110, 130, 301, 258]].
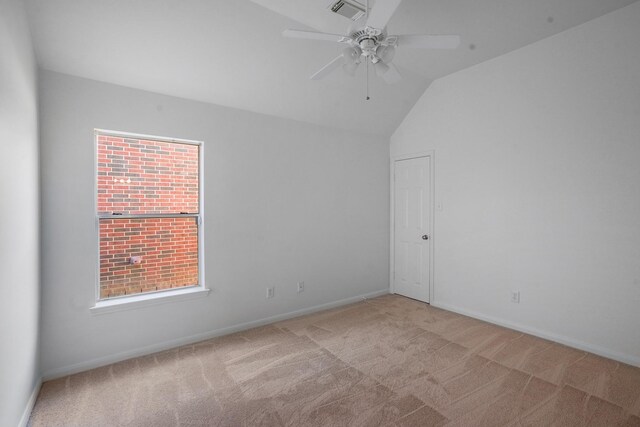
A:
[[91, 129, 208, 315]]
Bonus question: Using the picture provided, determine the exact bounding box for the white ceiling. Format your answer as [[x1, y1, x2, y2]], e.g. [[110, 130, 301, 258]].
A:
[[25, 0, 638, 136]]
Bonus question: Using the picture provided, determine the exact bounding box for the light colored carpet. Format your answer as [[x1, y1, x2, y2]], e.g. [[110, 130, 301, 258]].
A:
[[30, 295, 640, 426]]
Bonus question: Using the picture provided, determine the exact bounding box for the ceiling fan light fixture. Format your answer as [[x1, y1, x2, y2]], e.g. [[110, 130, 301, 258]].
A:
[[377, 45, 396, 63], [342, 46, 362, 64], [343, 61, 360, 76], [374, 61, 389, 77]]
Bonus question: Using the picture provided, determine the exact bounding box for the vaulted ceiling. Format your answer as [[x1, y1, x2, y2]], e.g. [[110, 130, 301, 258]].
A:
[[26, 0, 638, 136]]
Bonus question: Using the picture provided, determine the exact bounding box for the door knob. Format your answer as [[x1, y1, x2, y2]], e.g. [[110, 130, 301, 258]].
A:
[[422, 235, 429, 240]]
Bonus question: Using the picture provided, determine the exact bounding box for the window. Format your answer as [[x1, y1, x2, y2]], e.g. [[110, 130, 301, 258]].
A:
[[96, 130, 203, 301]]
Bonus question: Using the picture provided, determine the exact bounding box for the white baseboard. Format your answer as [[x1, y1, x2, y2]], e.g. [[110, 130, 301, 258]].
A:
[[42, 289, 390, 381], [19, 377, 42, 427], [431, 301, 640, 368]]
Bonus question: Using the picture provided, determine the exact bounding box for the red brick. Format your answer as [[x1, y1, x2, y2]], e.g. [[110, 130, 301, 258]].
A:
[[98, 134, 199, 299]]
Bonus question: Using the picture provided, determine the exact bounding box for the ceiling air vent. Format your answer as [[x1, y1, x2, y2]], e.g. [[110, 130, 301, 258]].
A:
[[329, 0, 366, 21]]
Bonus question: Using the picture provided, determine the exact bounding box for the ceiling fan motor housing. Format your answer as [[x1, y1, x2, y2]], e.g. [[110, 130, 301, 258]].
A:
[[359, 38, 377, 57], [350, 28, 384, 44], [349, 28, 391, 62]]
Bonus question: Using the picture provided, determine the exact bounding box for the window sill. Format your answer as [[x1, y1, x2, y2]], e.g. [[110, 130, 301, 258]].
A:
[[90, 287, 210, 315]]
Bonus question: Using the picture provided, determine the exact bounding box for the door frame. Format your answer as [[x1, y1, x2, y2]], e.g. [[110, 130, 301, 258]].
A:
[[390, 151, 436, 303]]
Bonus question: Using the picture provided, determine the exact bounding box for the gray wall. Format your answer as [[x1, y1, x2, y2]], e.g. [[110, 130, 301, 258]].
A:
[[39, 70, 390, 377], [0, 0, 41, 425], [391, 2, 640, 365]]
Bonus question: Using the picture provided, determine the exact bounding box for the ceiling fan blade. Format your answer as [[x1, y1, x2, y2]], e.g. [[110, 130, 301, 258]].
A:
[[283, 29, 350, 43], [376, 45, 396, 63], [343, 61, 361, 77], [366, 0, 402, 30], [380, 62, 402, 84], [374, 61, 389, 77], [310, 55, 344, 80], [395, 34, 461, 49]]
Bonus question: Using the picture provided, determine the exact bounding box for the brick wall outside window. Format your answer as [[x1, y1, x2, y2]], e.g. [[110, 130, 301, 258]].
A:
[[97, 134, 200, 299], [97, 135, 199, 214], [99, 217, 198, 298]]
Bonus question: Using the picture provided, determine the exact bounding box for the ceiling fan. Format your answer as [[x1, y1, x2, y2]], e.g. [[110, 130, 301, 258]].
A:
[[280, 0, 461, 85]]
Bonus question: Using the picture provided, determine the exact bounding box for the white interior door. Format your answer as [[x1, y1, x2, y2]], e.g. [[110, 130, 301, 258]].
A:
[[393, 156, 431, 302]]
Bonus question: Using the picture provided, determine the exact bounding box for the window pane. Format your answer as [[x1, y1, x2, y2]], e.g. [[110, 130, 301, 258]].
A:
[[99, 217, 199, 299], [97, 135, 199, 214]]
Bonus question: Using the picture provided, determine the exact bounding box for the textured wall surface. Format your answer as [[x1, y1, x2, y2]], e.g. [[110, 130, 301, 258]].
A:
[[39, 70, 390, 377], [391, 2, 640, 365], [0, 0, 41, 425]]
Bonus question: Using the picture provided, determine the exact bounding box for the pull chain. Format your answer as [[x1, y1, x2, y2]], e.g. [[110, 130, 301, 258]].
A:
[[366, 0, 370, 101], [366, 60, 370, 101]]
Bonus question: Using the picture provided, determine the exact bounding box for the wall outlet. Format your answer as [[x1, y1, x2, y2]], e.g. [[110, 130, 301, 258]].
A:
[[266, 287, 275, 299], [297, 281, 305, 293], [511, 291, 520, 304]]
